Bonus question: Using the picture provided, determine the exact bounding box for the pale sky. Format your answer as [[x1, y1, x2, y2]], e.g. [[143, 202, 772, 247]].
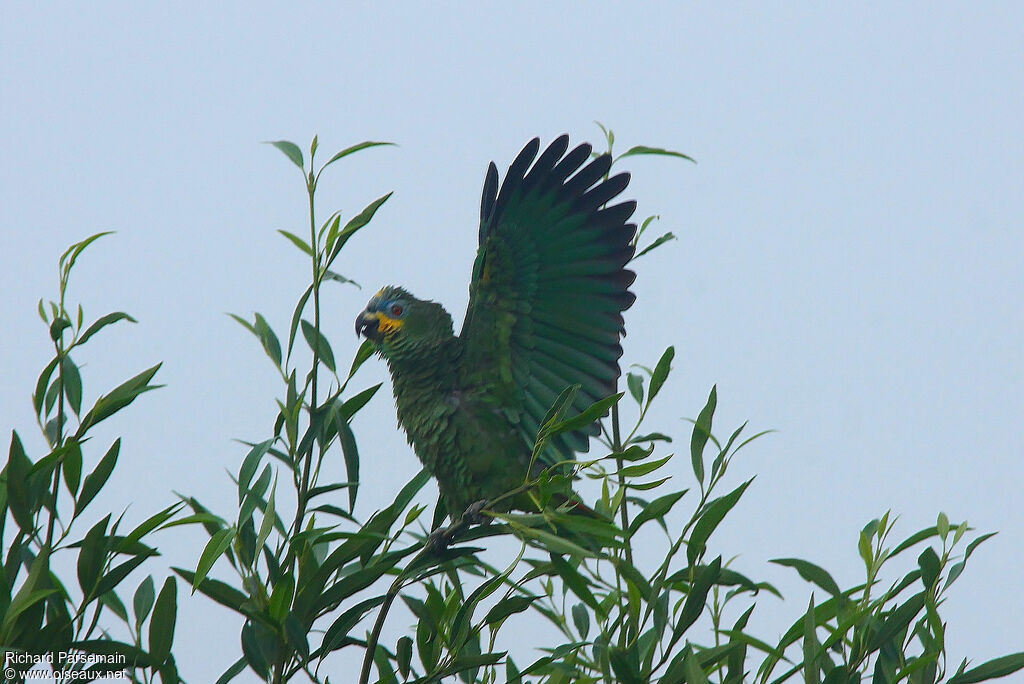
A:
[[2, 4, 1022, 682]]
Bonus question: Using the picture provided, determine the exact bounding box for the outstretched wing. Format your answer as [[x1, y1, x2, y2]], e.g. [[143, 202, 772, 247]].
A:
[[458, 135, 637, 469]]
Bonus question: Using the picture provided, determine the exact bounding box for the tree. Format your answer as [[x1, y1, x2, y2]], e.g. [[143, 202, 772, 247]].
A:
[[3, 130, 1020, 684]]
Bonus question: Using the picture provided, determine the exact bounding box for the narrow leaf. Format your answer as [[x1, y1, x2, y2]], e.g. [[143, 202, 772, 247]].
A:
[[78, 312, 136, 345], [149, 577, 178, 662], [278, 229, 314, 257], [193, 528, 236, 591], [266, 140, 304, 169], [690, 385, 717, 486], [75, 439, 121, 518], [618, 145, 696, 163]]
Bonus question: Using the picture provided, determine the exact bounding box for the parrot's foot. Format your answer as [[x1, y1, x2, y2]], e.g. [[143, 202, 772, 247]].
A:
[[463, 499, 492, 526], [426, 525, 457, 553], [424, 500, 493, 554]]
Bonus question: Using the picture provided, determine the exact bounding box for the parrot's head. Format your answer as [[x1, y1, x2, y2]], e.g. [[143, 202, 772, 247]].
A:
[[355, 285, 453, 359]]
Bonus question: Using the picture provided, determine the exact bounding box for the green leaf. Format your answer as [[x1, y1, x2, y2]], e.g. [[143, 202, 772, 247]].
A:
[[687, 478, 752, 566], [278, 229, 314, 256], [149, 577, 177, 662], [61, 356, 83, 415], [50, 316, 72, 341], [571, 602, 590, 639], [237, 439, 273, 502], [609, 645, 644, 684], [239, 464, 271, 525], [627, 372, 644, 405], [133, 575, 155, 632], [79, 363, 163, 432], [868, 591, 927, 651], [690, 385, 717, 486], [964, 531, 998, 561], [550, 554, 600, 613], [430, 652, 506, 681], [673, 556, 721, 642], [193, 528, 236, 590], [484, 595, 536, 625], [253, 313, 282, 368], [803, 596, 821, 684], [78, 312, 137, 345], [322, 270, 360, 288], [321, 141, 395, 172], [634, 232, 678, 260], [336, 418, 360, 512], [936, 511, 950, 539], [628, 490, 686, 536], [268, 573, 294, 622], [631, 432, 673, 444], [99, 589, 129, 625], [75, 439, 121, 518], [64, 440, 83, 496], [617, 145, 696, 163], [214, 657, 247, 684], [858, 530, 873, 567], [326, 192, 394, 266], [545, 392, 621, 439], [948, 653, 1024, 683], [95, 551, 155, 597], [240, 620, 273, 679], [33, 357, 59, 416], [345, 339, 376, 384], [771, 558, 843, 599], [619, 453, 673, 478], [683, 648, 712, 684], [77, 515, 110, 595], [172, 568, 255, 618], [254, 479, 277, 557], [397, 635, 413, 679], [286, 285, 313, 363], [340, 383, 382, 418], [918, 547, 941, 589], [6, 431, 36, 532], [301, 319, 336, 372], [321, 595, 387, 652], [648, 346, 675, 405], [890, 525, 940, 556], [266, 140, 304, 169], [60, 231, 114, 276]]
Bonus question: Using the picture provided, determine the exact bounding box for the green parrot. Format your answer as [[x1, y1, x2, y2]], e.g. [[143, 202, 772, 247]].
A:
[[355, 136, 636, 519]]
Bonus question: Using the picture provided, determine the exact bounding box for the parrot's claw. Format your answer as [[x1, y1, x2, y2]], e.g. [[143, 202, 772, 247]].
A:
[[464, 499, 492, 526], [426, 525, 456, 553], [425, 500, 493, 554]]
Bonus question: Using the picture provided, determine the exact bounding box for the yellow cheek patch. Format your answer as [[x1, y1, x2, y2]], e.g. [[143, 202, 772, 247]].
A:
[[370, 311, 404, 336]]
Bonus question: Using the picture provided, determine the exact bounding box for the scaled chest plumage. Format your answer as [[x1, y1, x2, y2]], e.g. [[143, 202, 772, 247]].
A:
[[386, 345, 529, 512]]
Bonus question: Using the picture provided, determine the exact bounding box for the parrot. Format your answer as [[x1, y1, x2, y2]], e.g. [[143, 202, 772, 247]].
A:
[[355, 135, 636, 521]]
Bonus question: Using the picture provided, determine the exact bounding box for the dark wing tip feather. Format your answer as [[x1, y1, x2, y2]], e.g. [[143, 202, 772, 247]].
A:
[[491, 138, 541, 223], [562, 154, 614, 199], [549, 143, 593, 186], [577, 172, 630, 212], [597, 201, 638, 228], [480, 162, 499, 229], [523, 135, 570, 191]]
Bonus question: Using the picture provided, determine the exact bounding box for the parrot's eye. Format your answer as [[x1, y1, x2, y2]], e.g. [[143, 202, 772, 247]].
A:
[[390, 304, 404, 317]]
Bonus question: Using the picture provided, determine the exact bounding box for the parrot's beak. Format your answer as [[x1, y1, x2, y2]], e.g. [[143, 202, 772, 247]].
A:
[[355, 311, 381, 341]]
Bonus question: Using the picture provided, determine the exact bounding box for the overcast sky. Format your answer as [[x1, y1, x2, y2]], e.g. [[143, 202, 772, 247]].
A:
[[2, 4, 1022, 682]]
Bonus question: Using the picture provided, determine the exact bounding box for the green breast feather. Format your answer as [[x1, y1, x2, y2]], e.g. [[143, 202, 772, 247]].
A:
[[355, 135, 636, 514]]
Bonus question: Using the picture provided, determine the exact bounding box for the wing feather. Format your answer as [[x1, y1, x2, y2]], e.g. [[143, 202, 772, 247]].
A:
[[459, 136, 636, 468]]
